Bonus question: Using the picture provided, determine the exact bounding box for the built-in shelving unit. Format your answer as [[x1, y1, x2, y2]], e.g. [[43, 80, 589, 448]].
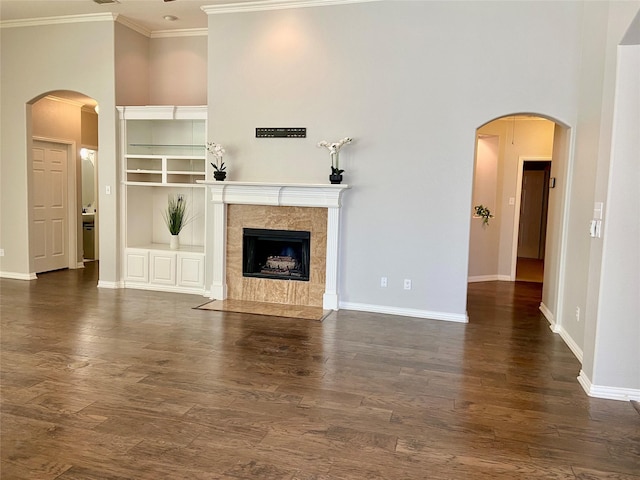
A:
[[118, 106, 207, 295]]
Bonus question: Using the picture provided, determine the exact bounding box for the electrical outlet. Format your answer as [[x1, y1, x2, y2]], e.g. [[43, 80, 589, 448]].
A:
[[575, 306, 580, 322], [404, 279, 412, 290], [380, 277, 388, 288], [0, 248, 4, 257]]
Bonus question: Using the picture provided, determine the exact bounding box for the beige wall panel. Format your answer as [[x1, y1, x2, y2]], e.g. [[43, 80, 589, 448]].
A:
[[226, 204, 327, 307]]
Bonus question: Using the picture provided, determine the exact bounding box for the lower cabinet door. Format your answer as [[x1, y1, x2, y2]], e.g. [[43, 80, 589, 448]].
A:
[[177, 253, 205, 289], [150, 251, 177, 286], [125, 249, 149, 283]]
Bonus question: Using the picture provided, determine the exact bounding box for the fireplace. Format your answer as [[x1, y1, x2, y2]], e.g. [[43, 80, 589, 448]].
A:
[[243, 228, 310, 281], [202, 181, 349, 309]]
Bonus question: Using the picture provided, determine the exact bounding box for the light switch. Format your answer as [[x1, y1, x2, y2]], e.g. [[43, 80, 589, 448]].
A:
[[509, 197, 515, 205], [589, 220, 602, 238], [593, 202, 604, 220]]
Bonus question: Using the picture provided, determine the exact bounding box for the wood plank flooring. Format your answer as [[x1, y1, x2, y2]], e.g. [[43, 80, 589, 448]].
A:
[[1, 264, 639, 479]]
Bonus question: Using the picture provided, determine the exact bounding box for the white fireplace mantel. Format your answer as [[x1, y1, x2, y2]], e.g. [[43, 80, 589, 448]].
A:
[[199, 181, 350, 310]]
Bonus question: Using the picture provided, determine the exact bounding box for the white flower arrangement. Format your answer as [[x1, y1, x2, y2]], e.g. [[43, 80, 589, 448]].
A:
[[317, 137, 353, 174], [206, 141, 226, 172]]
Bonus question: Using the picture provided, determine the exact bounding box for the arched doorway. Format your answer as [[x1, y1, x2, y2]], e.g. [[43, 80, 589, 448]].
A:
[[28, 90, 99, 275], [467, 113, 571, 329]]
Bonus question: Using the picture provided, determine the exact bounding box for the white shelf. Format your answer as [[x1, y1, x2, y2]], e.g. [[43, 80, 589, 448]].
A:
[[126, 154, 205, 159], [124, 181, 206, 188], [128, 243, 204, 254]]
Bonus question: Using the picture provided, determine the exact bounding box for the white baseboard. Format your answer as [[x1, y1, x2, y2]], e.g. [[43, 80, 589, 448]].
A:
[[97, 280, 122, 289], [539, 302, 556, 327], [0, 271, 37, 281], [122, 282, 204, 296], [468, 274, 511, 283], [557, 324, 583, 362], [539, 302, 583, 362], [339, 302, 468, 323], [578, 370, 640, 401]]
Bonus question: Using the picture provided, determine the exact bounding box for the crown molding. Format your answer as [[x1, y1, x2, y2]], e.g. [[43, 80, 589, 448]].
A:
[[202, 0, 381, 15], [0, 13, 117, 29], [45, 95, 86, 108], [0, 12, 204, 38], [151, 28, 208, 39], [114, 15, 151, 37], [498, 115, 551, 122]]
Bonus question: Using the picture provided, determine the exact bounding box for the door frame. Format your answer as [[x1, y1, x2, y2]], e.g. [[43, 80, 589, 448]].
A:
[[31, 136, 78, 273], [510, 156, 552, 280]]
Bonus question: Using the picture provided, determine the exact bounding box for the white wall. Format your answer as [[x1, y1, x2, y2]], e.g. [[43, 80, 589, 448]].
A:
[[149, 34, 207, 105], [0, 20, 118, 281], [591, 42, 640, 393], [468, 136, 499, 280], [580, 3, 640, 397], [115, 22, 150, 106], [206, 1, 587, 320]]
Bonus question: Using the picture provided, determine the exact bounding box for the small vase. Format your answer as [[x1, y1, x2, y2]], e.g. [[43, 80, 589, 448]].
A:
[[329, 173, 343, 184], [214, 170, 227, 181], [170, 235, 179, 250]]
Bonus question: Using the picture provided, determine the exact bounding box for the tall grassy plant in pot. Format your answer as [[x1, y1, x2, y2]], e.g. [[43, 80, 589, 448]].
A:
[[163, 194, 189, 249]]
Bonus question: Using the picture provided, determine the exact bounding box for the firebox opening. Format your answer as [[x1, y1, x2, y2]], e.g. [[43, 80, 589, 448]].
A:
[[243, 228, 310, 281]]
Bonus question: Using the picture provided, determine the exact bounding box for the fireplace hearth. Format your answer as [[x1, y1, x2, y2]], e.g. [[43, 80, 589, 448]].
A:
[[243, 228, 310, 281]]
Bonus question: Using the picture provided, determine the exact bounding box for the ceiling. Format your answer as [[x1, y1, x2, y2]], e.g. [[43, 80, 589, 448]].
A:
[[0, 0, 246, 108], [0, 0, 255, 33]]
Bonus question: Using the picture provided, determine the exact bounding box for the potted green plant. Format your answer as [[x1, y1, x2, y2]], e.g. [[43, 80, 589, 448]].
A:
[[473, 204, 494, 226], [207, 141, 226, 181], [163, 194, 189, 249]]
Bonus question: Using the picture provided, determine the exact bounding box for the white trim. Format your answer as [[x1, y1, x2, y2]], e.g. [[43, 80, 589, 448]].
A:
[[115, 15, 150, 37], [202, 0, 381, 15], [123, 282, 205, 296], [578, 370, 640, 402], [97, 280, 122, 289], [340, 302, 469, 323], [151, 28, 208, 39], [0, 13, 117, 29], [542, 301, 584, 362], [0, 271, 37, 281], [45, 95, 85, 108], [553, 128, 576, 338], [557, 325, 583, 362], [118, 105, 207, 120], [200, 181, 349, 209], [539, 301, 555, 326], [468, 274, 511, 283]]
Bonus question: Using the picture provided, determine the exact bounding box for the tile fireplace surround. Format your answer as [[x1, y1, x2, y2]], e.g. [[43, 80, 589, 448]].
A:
[[201, 181, 350, 310]]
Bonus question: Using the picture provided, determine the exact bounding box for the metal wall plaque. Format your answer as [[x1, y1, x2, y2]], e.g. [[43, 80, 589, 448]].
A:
[[256, 127, 306, 138]]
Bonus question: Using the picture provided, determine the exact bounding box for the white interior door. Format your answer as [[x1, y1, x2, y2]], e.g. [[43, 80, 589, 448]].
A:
[[32, 140, 69, 273]]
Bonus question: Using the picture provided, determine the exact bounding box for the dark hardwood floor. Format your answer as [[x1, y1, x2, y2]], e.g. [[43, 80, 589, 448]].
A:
[[1, 264, 638, 479]]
